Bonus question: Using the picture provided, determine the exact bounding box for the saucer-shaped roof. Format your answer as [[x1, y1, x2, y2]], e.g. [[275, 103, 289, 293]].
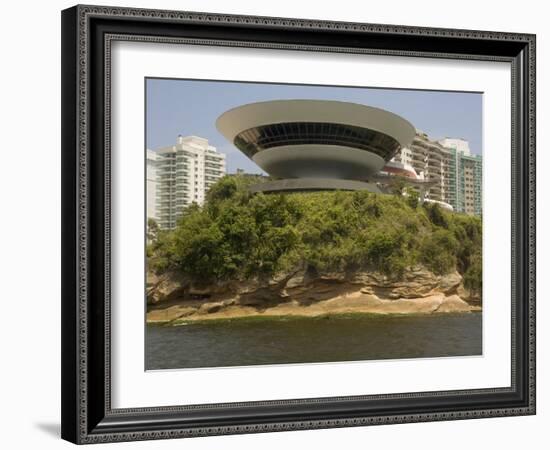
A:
[[216, 99, 415, 151], [216, 100, 416, 179]]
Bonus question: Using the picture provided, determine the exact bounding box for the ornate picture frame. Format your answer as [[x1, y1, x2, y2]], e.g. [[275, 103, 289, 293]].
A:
[[61, 4, 535, 444]]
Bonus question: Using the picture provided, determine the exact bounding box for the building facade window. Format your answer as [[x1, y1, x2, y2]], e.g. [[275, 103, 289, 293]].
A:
[[233, 122, 401, 160]]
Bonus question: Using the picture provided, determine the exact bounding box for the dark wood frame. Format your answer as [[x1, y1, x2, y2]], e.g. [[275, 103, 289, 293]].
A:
[[61, 4, 536, 444]]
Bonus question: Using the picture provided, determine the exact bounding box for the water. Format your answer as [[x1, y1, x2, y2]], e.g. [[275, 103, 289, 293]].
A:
[[145, 313, 482, 370]]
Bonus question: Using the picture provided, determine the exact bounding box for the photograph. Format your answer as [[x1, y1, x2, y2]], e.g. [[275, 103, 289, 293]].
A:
[[56, 3, 536, 445], [145, 79, 484, 370]]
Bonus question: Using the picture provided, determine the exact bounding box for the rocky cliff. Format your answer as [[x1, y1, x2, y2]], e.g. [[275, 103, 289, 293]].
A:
[[146, 266, 481, 324]]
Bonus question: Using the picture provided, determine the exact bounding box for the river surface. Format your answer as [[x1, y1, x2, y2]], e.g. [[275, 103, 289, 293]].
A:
[[146, 313, 482, 370]]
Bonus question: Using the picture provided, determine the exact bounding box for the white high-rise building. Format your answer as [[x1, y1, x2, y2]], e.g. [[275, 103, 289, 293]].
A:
[[438, 138, 471, 156], [392, 132, 482, 216], [146, 149, 159, 221], [152, 135, 226, 229], [438, 138, 482, 216], [392, 130, 447, 202]]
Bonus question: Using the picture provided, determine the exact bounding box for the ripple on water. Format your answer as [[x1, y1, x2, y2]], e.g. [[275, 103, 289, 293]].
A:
[[145, 313, 482, 370]]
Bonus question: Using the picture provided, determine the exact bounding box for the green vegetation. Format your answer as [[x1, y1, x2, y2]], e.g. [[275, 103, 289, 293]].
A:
[[148, 175, 482, 293]]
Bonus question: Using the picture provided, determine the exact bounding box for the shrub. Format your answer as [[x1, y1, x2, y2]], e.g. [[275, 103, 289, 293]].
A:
[[148, 175, 482, 284], [463, 253, 482, 295], [424, 202, 449, 228], [405, 189, 419, 209], [419, 229, 458, 274]]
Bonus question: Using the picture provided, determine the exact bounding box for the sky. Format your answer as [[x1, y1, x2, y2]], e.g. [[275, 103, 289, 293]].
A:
[[146, 78, 482, 174]]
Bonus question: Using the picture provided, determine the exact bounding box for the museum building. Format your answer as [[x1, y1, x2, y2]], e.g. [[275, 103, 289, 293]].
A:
[[216, 99, 416, 193]]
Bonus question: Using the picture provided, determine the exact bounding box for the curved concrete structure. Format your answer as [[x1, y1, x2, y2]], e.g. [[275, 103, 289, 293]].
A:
[[380, 160, 419, 179], [249, 178, 383, 194], [423, 198, 454, 211], [253, 145, 386, 179], [216, 100, 416, 192]]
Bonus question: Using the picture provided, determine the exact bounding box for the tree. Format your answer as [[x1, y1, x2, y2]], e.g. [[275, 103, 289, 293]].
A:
[[424, 202, 448, 228], [146, 175, 482, 293], [405, 187, 419, 209], [390, 179, 407, 196], [419, 229, 458, 274], [147, 218, 160, 243], [463, 253, 482, 296]]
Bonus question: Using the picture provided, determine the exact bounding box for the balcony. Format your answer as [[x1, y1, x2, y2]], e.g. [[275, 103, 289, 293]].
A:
[[411, 153, 427, 162]]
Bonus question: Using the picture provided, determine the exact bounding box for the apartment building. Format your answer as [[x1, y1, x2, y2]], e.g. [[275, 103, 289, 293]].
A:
[[146, 149, 159, 222], [393, 132, 483, 216], [151, 135, 226, 229], [392, 131, 447, 203], [440, 138, 482, 216]]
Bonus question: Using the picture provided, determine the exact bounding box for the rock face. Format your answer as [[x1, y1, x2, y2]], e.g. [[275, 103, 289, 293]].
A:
[[434, 295, 474, 313], [147, 271, 188, 305], [146, 265, 481, 324], [349, 268, 462, 299]]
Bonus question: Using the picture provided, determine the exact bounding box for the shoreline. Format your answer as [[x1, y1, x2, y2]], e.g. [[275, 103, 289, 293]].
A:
[[147, 292, 481, 326], [149, 310, 482, 327]]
